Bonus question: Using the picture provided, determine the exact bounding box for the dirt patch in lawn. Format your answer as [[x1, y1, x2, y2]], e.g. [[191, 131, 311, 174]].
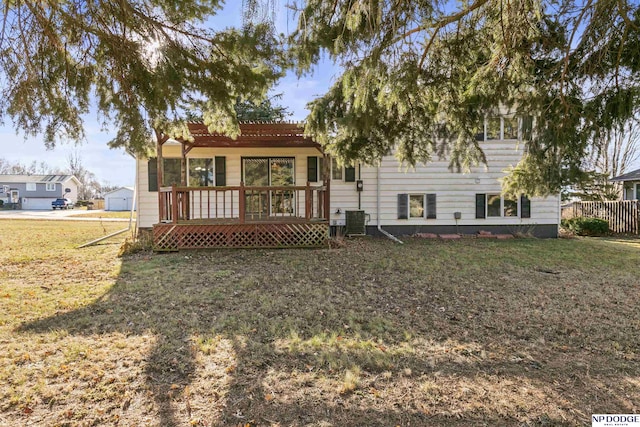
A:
[[1, 222, 639, 426]]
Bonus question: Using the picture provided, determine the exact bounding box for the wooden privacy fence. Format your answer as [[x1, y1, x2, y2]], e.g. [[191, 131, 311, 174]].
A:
[[563, 200, 640, 234]]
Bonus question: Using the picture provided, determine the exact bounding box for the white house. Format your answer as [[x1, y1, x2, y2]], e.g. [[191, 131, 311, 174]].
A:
[[0, 175, 80, 210], [611, 168, 640, 200], [135, 122, 560, 250], [104, 187, 135, 211]]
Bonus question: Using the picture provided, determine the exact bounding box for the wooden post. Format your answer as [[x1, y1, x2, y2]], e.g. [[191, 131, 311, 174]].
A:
[[305, 181, 311, 220], [239, 182, 245, 224], [181, 144, 188, 186], [172, 186, 178, 224], [154, 129, 169, 223], [323, 153, 331, 220]]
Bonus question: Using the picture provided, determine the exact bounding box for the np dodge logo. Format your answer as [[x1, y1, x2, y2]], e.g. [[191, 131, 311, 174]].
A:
[[593, 414, 640, 427]]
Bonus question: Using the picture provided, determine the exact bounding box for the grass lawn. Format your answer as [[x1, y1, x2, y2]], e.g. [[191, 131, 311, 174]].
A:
[[69, 210, 136, 219], [1, 220, 639, 426]]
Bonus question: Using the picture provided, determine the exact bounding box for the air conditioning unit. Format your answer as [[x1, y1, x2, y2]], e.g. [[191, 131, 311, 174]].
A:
[[345, 210, 366, 236]]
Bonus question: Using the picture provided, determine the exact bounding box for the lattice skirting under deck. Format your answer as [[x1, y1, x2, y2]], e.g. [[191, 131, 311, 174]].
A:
[[153, 222, 329, 250]]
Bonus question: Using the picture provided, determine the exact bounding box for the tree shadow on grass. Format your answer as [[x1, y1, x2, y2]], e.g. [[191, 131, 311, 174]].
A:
[[16, 240, 640, 425]]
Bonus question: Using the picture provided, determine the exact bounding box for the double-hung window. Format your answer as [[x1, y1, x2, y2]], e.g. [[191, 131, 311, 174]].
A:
[[188, 158, 214, 187], [476, 194, 530, 218], [398, 193, 437, 219]]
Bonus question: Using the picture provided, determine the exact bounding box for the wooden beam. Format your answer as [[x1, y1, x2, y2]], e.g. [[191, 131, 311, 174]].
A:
[[180, 138, 321, 149], [154, 128, 169, 222], [181, 144, 187, 186]]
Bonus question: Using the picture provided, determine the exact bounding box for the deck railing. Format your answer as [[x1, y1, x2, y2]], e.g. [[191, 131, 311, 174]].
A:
[[159, 182, 329, 224]]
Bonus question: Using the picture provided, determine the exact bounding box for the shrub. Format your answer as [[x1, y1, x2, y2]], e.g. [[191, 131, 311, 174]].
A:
[[561, 217, 609, 236], [118, 231, 153, 257], [0, 200, 3, 207]]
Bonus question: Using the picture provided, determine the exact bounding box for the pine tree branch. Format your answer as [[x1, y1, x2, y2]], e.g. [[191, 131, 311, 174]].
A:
[[416, 0, 489, 69]]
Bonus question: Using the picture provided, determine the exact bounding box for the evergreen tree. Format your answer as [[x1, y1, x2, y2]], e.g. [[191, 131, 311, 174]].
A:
[[0, 1, 285, 155], [289, 0, 640, 195], [185, 96, 292, 122]]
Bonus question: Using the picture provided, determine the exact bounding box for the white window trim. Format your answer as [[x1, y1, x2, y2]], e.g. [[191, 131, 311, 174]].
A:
[[486, 194, 519, 218], [45, 183, 56, 192], [484, 116, 522, 141], [26, 183, 36, 191]]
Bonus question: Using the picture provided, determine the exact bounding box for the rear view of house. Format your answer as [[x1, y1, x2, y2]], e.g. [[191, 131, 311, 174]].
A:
[[0, 175, 79, 210], [136, 121, 560, 250]]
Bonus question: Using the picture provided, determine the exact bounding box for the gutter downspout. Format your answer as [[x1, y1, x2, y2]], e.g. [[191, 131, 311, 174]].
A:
[[377, 165, 403, 244]]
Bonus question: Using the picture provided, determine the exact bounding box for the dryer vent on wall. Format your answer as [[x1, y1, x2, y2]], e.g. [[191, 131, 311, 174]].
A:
[[345, 210, 366, 236]]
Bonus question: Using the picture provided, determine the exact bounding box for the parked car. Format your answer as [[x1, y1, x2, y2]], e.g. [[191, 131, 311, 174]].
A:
[[52, 198, 74, 210]]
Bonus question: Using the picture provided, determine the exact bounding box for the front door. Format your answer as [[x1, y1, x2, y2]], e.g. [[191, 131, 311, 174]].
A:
[[242, 158, 294, 219]]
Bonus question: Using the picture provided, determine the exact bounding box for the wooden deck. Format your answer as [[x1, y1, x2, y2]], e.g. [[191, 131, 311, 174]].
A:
[[153, 221, 329, 250], [153, 184, 330, 250]]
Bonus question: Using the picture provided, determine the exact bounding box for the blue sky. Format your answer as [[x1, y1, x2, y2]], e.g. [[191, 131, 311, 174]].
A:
[[0, 1, 336, 187]]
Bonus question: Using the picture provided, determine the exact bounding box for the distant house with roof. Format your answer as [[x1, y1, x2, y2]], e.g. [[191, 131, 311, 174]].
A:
[[611, 168, 640, 200], [0, 175, 80, 210]]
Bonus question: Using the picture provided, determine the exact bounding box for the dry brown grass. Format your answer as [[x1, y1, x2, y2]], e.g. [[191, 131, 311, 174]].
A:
[[69, 210, 136, 219], [1, 220, 639, 426]]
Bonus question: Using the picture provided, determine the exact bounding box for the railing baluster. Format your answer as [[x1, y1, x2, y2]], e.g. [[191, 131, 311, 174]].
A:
[[239, 182, 245, 224]]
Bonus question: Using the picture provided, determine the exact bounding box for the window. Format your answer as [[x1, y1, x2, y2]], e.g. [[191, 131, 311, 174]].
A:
[[521, 116, 533, 141], [26, 183, 36, 191], [307, 157, 323, 182], [487, 194, 502, 217], [398, 193, 437, 219], [486, 117, 501, 140], [215, 157, 226, 186], [188, 158, 214, 187], [503, 198, 518, 216], [45, 183, 56, 191], [163, 158, 181, 186], [242, 157, 295, 217], [476, 194, 530, 218], [331, 158, 342, 180], [409, 195, 424, 218], [483, 116, 526, 140], [503, 118, 519, 139]]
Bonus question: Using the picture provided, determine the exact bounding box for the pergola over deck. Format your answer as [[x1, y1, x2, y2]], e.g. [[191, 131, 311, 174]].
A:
[[152, 122, 331, 250]]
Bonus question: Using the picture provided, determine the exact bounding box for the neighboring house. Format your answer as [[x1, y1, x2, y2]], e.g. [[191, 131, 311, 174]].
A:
[[0, 175, 80, 210], [611, 168, 640, 200], [104, 187, 135, 211], [136, 121, 560, 250]]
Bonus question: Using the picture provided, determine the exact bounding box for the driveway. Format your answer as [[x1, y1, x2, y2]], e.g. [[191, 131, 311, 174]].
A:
[[0, 209, 131, 222]]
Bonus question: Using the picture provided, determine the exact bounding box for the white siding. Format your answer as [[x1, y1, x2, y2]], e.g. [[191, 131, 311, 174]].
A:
[[136, 146, 324, 228], [331, 140, 559, 227], [63, 181, 79, 203], [137, 139, 560, 230]]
